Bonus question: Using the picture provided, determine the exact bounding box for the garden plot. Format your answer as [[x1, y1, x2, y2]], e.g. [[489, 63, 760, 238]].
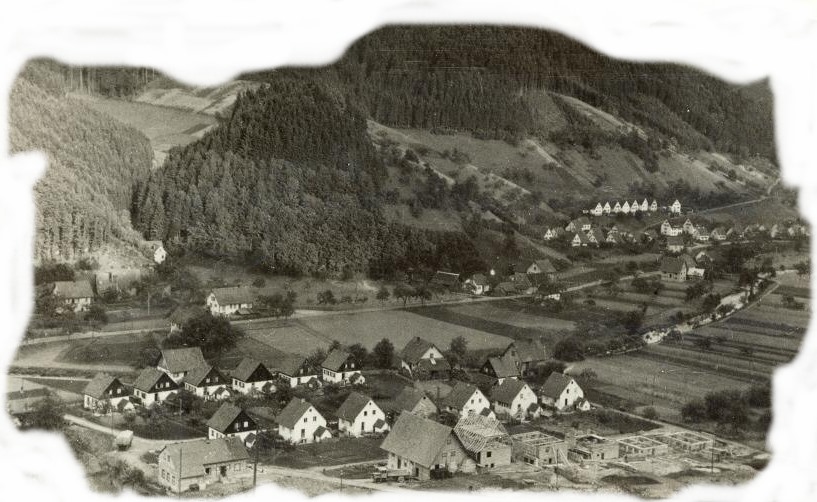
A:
[[447, 302, 577, 331], [242, 320, 332, 356], [697, 325, 803, 353], [301, 310, 512, 351]]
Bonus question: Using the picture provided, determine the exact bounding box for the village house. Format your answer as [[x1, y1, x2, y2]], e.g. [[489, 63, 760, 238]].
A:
[[571, 232, 591, 247], [207, 403, 258, 444], [453, 413, 512, 468], [567, 433, 620, 463], [336, 392, 389, 437], [630, 199, 640, 213], [524, 258, 557, 278], [695, 225, 710, 242], [510, 272, 535, 295], [167, 305, 203, 333], [133, 368, 179, 407], [430, 271, 461, 292], [399, 337, 450, 380], [82, 373, 131, 412], [464, 273, 491, 295], [612, 201, 622, 214], [621, 201, 631, 214], [510, 426, 568, 466], [670, 199, 682, 214], [491, 379, 539, 421], [641, 199, 649, 212], [565, 216, 592, 233], [590, 203, 604, 216], [442, 382, 492, 418], [682, 219, 695, 234], [321, 349, 363, 384], [205, 286, 255, 316], [157, 437, 249, 493], [52, 280, 94, 312], [157, 347, 209, 383], [606, 231, 620, 245], [769, 224, 782, 239], [502, 339, 548, 376], [277, 356, 318, 388], [660, 220, 673, 236], [183, 365, 232, 400], [481, 354, 520, 384], [230, 358, 276, 394], [144, 240, 167, 264], [380, 412, 472, 480], [642, 229, 658, 242], [710, 227, 728, 241], [666, 235, 685, 253], [543, 227, 565, 241], [539, 373, 587, 411], [680, 254, 705, 280], [603, 202, 612, 214], [389, 386, 438, 419], [277, 398, 330, 444], [650, 199, 658, 211], [660, 256, 688, 282], [586, 227, 605, 246]]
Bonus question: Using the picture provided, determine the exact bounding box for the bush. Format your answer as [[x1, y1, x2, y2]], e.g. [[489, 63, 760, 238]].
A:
[[553, 337, 584, 362], [641, 406, 659, 420]]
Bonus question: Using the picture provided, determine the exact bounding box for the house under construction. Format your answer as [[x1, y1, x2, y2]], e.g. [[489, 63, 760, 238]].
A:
[[567, 434, 619, 462], [453, 413, 512, 468], [511, 430, 569, 467], [618, 434, 670, 457]]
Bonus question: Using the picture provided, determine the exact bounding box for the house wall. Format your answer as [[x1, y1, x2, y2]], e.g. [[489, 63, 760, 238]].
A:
[[159, 458, 245, 493], [339, 401, 386, 437], [231, 378, 275, 394], [64, 297, 92, 312], [322, 368, 361, 384], [458, 390, 489, 417], [279, 373, 316, 388], [154, 247, 167, 264], [185, 383, 230, 400], [476, 444, 511, 468], [134, 388, 175, 407], [279, 408, 327, 444]]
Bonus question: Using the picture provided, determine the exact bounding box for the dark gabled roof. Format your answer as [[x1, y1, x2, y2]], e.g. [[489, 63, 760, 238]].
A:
[[209, 286, 255, 306], [400, 337, 437, 364], [491, 379, 527, 405], [430, 271, 460, 287], [336, 392, 374, 423], [442, 382, 480, 410], [391, 387, 435, 413], [134, 368, 176, 392], [504, 339, 548, 364], [53, 280, 94, 299], [159, 347, 207, 374], [145, 240, 164, 251], [231, 358, 270, 382], [321, 349, 351, 372], [206, 403, 253, 433], [532, 260, 556, 274], [160, 437, 249, 479], [276, 356, 310, 377], [183, 365, 224, 387], [539, 372, 575, 400], [660, 256, 686, 274], [486, 355, 519, 379], [679, 254, 697, 269], [276, 398, 317, 429], [469, 273, 489, 286], [416, 357, 451, 374], [83, 373, 120, 399], [510, 273, 531, 288], [380, 412, 453, 469]]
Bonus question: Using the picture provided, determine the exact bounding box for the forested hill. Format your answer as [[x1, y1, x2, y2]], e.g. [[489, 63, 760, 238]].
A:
[[10, 61, 154, 264], [245, 25, 775, 160], [131, 80, 486, 278]]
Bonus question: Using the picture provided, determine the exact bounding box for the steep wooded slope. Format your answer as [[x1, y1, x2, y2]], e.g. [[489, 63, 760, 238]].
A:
[[9, 62, 154, 264]]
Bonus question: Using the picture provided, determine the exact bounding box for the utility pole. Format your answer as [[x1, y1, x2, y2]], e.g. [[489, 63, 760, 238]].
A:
[[710, 439, 714, 474], [178, 446, 183, 497]]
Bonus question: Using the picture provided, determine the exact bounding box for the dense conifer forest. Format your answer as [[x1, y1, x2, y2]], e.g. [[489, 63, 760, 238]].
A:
[[131, 80, 486, 278], [16, 26, 776, 275], [9, 63, 154, 263], [246, 26, 774, 159]]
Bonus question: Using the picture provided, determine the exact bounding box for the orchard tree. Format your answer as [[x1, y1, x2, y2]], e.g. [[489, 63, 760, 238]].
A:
[[373, 338, 395, 369]]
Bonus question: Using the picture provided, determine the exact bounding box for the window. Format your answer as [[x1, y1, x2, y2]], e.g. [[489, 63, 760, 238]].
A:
[[487, 451, 492, 458], [243, 421, 248, 428], [303, 417, 307, 423], [364, 411, 367, 417], [313, 416, 316, 422]]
